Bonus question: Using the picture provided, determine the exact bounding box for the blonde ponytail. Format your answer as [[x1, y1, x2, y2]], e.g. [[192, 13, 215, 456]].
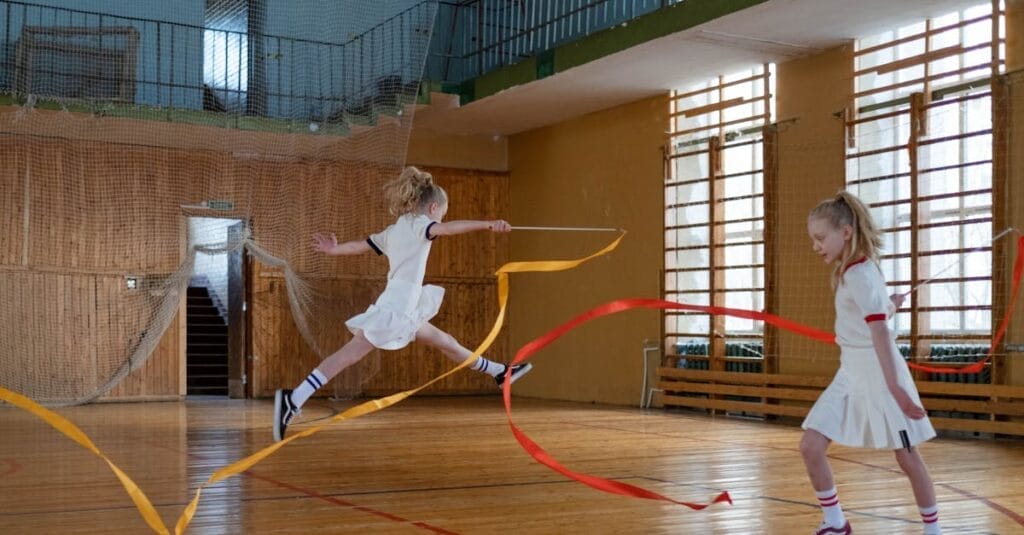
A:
[[383, 166, 448, 215], [809, 190, 883, 287]]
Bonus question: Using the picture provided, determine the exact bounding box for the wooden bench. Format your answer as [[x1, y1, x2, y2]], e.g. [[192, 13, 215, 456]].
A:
[[657, 363, 1024, 436]]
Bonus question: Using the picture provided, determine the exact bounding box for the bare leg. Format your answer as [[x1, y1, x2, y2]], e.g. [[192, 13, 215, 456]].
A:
[[274, 333, 376, 441], [800, 429, 835, 491], [802, 429, 850, 530], [315, 332, 376, 379], [894, 447, 937, 508], [414, 322, 477, 364]]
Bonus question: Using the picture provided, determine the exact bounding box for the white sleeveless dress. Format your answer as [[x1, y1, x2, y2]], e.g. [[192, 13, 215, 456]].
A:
[[345, 213, 444, 350], [801, 259, 936, 449]]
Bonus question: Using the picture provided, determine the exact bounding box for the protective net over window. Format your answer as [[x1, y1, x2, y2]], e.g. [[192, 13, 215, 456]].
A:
[[662, 1, 1022, 417], [845, 1, 1010, 383], [665, 64, 775, 374]]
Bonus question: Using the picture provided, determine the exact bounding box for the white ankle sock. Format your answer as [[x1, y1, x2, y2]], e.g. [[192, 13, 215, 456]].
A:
[[471, 357, 506, 378], [291, 368, 327, 408], [920, 504, 940, 534], [816, 487, 846, 527]]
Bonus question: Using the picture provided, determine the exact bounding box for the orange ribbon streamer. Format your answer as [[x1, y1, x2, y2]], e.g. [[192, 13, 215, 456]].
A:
[[169, 233, 631, 533], [2, 234, 1018, 531], [499, 298, 838, 509], [499, 236, 1023, 502], [1, 233, 643, 534], [904, 235, 1023, 374], [0, 388, 171, 534]]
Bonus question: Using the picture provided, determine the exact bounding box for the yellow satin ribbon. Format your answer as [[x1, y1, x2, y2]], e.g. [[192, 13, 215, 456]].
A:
[[0, 388, 171, 535], [0, 232, 624, 534]]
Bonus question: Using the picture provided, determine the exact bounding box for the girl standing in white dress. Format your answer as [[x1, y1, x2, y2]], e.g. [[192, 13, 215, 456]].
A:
[[802, 191, 940, 535], [274, 166, 532, 441]]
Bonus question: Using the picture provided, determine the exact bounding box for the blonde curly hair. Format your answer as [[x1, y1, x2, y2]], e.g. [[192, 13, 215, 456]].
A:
[[383, 166, 448, 216]]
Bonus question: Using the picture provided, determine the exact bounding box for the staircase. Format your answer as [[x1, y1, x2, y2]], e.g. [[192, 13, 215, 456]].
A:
[[186, 286, 229, 396]]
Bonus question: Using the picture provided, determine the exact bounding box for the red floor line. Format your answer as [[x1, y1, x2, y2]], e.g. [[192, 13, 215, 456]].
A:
[[143, 439, 459, 534], [241, 471, 459, 534], [829, 454, 1024, 527], [243, 470, 456, 532], [2, 458, 21, 477], [411, 521, 462, 534], [566, 419, 1024, 526], [937, 484, 1024, 527]]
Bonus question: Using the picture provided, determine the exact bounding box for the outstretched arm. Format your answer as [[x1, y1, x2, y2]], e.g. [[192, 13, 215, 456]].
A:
[[868, 321, 926, 419], [312, 232, 371, 256], [428, 219, 511, 238]]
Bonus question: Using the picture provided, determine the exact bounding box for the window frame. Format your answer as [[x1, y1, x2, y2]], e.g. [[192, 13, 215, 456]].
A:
[[844, 0, 1007, 379], [664, 63, 776, 373]]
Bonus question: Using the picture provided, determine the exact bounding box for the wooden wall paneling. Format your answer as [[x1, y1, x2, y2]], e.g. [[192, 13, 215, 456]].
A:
[[0, 138, 25, 264], [249, 166, 510, 398], [2, 133, 510, 401]]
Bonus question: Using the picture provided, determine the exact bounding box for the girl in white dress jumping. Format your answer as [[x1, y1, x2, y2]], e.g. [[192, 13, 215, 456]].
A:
[[802, 191, 940, 535], [274, 166, 532, 441]]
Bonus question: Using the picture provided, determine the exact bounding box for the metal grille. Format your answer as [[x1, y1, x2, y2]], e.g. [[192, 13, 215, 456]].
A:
[[665, 64, 774, 372], [844, 0, 1005, 378]]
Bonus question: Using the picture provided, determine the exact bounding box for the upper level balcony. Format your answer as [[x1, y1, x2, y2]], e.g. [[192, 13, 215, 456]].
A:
[[0, 0, 982, 136]]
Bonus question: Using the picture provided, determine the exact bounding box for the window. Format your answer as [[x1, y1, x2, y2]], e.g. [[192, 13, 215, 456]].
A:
[[845, 2, 1005, 375], [665, 64, 775, 372], [203, 0, 248, 112]]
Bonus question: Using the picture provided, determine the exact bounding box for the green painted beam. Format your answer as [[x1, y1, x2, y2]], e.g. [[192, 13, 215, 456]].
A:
[[555, 0, 767, 71], [460, 0, 767, 104], [474, 56, 538, 101]]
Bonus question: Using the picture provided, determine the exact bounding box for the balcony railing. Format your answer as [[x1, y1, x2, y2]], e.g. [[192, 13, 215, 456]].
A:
[[0, 0, 436, 125], [426, 0, 683, 84], [0, 0, 686, 123]]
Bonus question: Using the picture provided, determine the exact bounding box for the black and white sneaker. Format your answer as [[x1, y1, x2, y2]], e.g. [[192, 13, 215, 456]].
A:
[[273, 389, 299, 442], [495, 363, 533, 389]]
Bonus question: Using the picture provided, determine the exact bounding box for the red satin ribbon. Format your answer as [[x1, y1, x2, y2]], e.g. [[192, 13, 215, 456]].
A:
[[906, 235, 1023, 374], [499, 299, 845, 509], [499, 300, 803, 509], [500, 236, 1022, 505]]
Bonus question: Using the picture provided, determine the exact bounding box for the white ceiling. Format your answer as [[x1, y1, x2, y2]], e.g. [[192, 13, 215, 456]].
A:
[[411, 0, 988, 136]]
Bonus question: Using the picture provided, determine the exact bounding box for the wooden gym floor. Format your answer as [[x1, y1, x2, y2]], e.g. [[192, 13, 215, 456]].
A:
[[1, 396, 1023, 534]]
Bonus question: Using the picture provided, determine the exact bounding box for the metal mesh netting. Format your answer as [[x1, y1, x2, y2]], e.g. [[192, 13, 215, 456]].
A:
[[0, 0, 438, 405]]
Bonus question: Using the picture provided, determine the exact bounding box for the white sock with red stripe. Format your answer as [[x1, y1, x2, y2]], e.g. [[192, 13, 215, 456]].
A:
[[919, 504, 941, 534], [816, 487, 846, 527]]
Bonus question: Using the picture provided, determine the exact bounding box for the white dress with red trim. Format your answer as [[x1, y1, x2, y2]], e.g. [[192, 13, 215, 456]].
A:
[[345, 213, 444, 350], [802, 258, 936, 449]]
